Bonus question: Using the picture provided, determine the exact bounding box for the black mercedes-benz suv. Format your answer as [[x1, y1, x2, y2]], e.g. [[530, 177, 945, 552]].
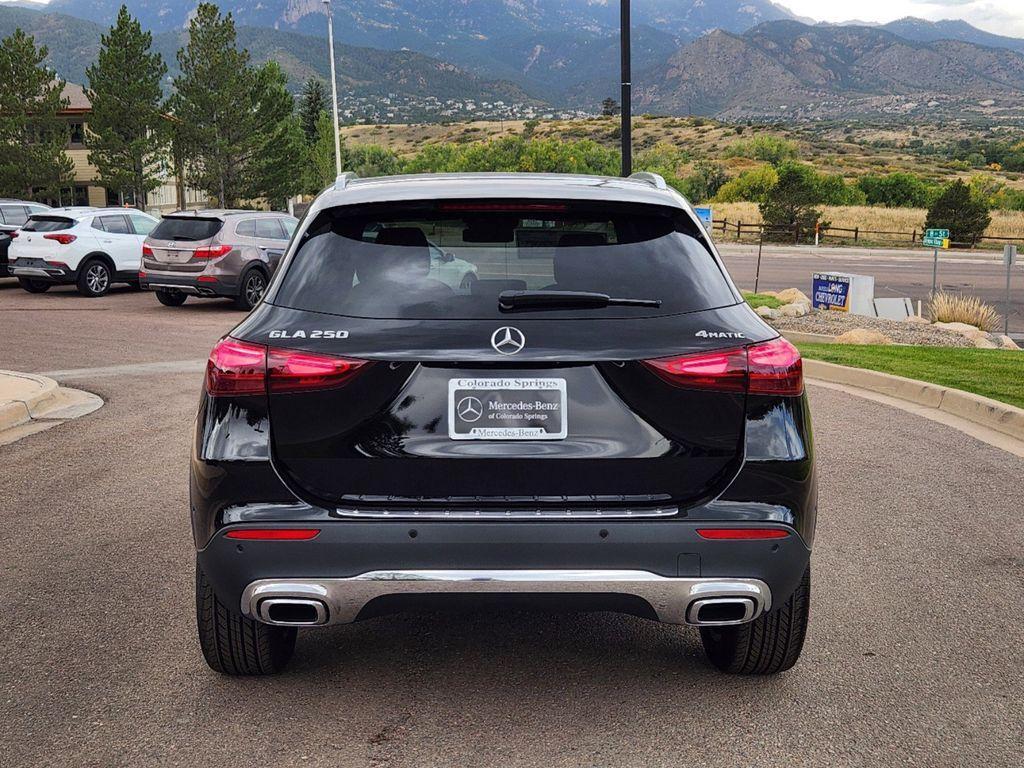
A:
[[192, 172, 816, 676]]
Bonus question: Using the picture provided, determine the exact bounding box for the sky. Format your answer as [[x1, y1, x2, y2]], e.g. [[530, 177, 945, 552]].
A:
[[781, 0, 1024, 37]]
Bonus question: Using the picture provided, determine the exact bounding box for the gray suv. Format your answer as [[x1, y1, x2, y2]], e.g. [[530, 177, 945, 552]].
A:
[[140, 210, 298, 310]]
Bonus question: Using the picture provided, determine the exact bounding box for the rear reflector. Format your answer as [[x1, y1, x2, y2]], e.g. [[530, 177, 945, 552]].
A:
[[697, 528, 790, 540], [205, 337, 369, 396], [43, 233, 76, 245], [268, 348, 367, 394], [196, 275, 218, 283], [45, 261, 68, 269], [193, 244, 232, 259], [642, 338, 802, 396], [224, 528, 321, 540]]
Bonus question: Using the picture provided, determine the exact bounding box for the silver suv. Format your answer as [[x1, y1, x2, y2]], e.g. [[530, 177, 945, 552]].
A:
[[141, 210, 298, 310]]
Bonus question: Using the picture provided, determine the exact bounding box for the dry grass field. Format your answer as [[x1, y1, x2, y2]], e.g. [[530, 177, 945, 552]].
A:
[[713, 202, 1024, 242]]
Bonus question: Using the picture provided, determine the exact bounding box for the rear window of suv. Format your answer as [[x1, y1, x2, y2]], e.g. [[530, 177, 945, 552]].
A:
[[273, 200, 737, 319], [150, 217, 223, 242], [23, 216, 75, 232]]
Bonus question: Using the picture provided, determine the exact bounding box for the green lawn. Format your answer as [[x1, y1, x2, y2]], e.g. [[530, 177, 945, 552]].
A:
[[796, 343, 1024, 409], [742, 291, 783, 310]]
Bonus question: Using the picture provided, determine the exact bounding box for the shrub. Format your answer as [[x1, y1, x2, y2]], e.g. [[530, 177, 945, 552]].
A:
[[724, 135, 799, 165], [857, 173, 937, 208], [714, 165, 778, 203], [928, 291, 999, 331], [816, 173, 866, 206], [925, 179, 992, 244]]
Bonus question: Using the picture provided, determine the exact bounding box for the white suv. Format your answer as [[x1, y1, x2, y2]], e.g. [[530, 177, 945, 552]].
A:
[[9, 207, 158, 297]]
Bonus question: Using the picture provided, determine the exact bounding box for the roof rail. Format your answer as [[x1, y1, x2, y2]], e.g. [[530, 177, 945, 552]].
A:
[[335, 171, 358, 191], [627, 171, 668, 190]]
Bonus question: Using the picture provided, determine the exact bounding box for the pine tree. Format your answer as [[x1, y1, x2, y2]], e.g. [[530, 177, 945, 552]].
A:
[[0, 30, 73, 199], [85, 5, 168, 209], [299, 78, 328, 145], [170, 4, 301, 207], [926, 179, 992, 245]]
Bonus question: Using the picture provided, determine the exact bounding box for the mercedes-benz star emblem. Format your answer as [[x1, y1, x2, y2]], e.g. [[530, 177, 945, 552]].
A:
[[456, 396, 483, 423], [490, 326, 526, 355]]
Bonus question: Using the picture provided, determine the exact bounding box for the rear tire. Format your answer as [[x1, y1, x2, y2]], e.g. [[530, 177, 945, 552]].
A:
[[195, 558, 296, 675], [76, 258, 112, 297], [700, 565, 810, 675], [234, 268, 267, 311], [155, 289, 187, 307], [18, 277, 51, 293]]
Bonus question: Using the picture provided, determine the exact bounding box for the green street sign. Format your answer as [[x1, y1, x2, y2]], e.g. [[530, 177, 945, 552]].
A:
[[923, 229, 950, 249]]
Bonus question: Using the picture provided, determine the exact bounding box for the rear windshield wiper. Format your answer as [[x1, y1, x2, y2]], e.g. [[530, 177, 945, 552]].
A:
[[499, 290, 662, 312]]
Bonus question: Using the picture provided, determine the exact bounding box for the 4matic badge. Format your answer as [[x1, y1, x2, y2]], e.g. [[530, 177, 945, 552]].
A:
[[268, 329, 349, 339], [695, 330, 746, 339]]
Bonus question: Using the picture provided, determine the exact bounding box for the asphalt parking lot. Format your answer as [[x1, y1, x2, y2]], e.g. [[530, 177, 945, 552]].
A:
[[1, 279, 1022, 767]]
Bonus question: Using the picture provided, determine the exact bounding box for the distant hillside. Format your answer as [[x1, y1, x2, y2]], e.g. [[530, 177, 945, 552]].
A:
[[881, 17, 1024, 55], [634, 21, 1024, 120], [0, 6, 543, 107]]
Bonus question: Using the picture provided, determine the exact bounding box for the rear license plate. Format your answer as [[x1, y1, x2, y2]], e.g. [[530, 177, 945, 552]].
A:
[[448, 377, 567, 440]]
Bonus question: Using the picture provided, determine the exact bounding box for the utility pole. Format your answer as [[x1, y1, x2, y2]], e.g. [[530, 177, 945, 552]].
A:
[[620, 0, 631, 177], [323, 0, 343, 177]]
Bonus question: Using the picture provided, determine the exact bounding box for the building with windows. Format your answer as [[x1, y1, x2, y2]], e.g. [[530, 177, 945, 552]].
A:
[[44, 82, 208, 214]]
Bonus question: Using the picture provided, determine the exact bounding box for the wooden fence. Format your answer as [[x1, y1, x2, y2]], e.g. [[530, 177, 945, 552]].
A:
[[712, 219, 1022, 250]]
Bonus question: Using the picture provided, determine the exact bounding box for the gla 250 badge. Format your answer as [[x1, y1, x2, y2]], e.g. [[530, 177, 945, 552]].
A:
[[268, 329, 349, 339]]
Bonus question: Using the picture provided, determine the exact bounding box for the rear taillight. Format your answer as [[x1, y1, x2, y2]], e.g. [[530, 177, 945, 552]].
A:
[[8, 230, 18, 239], [268, 348, 368, 394], [193, 244, 232, 259], [43, 233, 76, 245], [205, 338, 368, 396], [747, 338, 803, 396], [642, 338, 802, 396], [643, 348, 747, 393], [697, 528, 790, 540], [224, 528, 321, 541], [142, 244, 154, 257]]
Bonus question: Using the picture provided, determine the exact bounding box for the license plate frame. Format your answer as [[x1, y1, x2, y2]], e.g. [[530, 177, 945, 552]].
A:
[[448, 377, 567, 441]]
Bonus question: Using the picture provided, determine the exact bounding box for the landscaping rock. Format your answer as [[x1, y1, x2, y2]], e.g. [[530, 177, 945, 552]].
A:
[[777, 288, 810, 305], [755, 305, 781, 320], [835, 329, 893, 345], [997, 335, 1020, 351], [779, 302, 810, 318], [772, 310, 973, 348], [934, 321, 986, 336], [973, 336, 999, 349]]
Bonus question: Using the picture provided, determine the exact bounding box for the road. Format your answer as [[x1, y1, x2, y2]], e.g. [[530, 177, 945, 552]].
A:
[[717, 243, 1024, 337], [1, 280, 1022, 767]]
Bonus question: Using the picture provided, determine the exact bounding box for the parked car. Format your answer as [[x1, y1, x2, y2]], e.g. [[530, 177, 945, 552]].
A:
[[427, 239, 478, 289], [0, 199, 51, 277], [8, 207, 158, 296], [192, 172, 815, 676], [140, 210, 298, 310]]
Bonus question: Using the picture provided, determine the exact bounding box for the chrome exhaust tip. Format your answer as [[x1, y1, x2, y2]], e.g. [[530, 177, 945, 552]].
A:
[[257, 597, 328, 626], [686, 597, 757, 626]]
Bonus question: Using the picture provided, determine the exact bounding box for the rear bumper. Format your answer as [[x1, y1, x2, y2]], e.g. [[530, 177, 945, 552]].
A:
[[197, 520, 811, 626], [141, 272, 238, 297], [9, 261, 75, 283]]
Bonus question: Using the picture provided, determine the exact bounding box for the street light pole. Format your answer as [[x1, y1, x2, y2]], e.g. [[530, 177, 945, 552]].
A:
[[323, 0, 342, 177], [620, 0, 632, 177]]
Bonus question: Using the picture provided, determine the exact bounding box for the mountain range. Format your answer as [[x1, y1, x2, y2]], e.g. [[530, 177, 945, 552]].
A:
[[2, 1, 1024, 121]]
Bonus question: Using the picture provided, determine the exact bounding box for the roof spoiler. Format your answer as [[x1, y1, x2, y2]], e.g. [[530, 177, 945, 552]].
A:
[[627, 171, 668, 190], [335, 172, 358, 191]]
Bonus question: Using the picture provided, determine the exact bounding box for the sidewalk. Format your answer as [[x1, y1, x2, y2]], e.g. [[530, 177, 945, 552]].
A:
[[0, 370, 102, 445]]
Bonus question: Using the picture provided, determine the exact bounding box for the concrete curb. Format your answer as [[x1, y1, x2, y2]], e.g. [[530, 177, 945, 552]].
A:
[[781, 331, 837, 345], [0, 370, 60, 432], [0, 370, 103, 445], [804, 359, 1024, 441]]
